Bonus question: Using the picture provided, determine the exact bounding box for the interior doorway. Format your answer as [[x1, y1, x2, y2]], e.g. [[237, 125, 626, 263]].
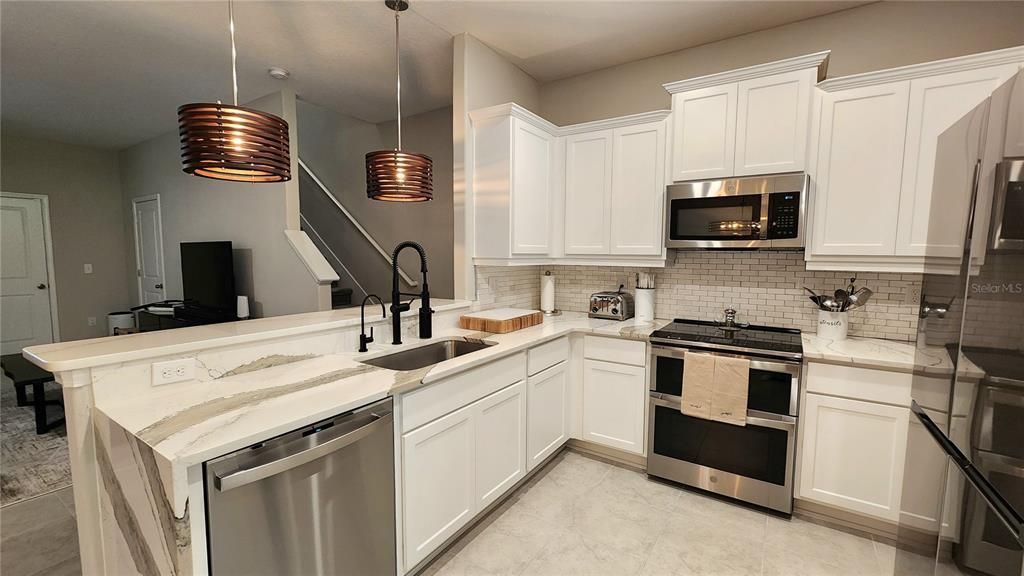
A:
[[132, 195, 166, 305], [0, 192, 58, 354]]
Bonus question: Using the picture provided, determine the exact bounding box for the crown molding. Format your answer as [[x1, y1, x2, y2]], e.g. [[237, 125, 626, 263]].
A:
[[663, 50, 831, 94], [819, 45, 1024, 91], [557, 110, 671, 135], [468, 103, 560, 134], [469, 103, 670, 136]]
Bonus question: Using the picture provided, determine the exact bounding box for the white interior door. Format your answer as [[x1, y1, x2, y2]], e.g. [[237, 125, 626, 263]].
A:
[[1, 195, 54, 354], [133, 196, 166, 304]]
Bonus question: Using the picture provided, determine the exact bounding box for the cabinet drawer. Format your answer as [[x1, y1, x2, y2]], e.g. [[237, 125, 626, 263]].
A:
[[528, 337, 569, 376], [806, 362, 912, 406], [401, 352, 526, 433], [583, 335, 646, 367]]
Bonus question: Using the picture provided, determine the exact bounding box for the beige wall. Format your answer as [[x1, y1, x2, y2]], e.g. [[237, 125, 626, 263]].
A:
[[0, 131, 132, 341], [454, 33, 542, 298], [297, 101, 455, 299], [118, 91, 321, 318], [539, 2, 1024, 125]]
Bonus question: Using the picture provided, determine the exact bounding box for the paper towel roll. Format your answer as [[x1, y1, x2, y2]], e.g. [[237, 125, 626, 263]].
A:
[[541, 271, 555, 313]]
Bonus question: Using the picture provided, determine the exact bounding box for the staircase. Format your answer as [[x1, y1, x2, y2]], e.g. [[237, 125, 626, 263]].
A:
[[298, 158, 418, 310]]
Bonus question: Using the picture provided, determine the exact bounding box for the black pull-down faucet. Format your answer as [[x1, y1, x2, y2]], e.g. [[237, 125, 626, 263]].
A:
[[390, 241, 431, 345]]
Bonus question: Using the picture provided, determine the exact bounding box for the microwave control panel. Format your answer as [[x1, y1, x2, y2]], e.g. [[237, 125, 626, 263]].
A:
[[767, 192, 800, 240]]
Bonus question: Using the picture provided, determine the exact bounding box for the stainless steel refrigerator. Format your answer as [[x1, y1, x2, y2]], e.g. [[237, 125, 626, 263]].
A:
[[895, 72, 1024, 576]]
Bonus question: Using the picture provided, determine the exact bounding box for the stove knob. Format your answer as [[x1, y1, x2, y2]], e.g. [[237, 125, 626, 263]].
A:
[[611, 307, 619, 315], [591, 306, 599, 313]]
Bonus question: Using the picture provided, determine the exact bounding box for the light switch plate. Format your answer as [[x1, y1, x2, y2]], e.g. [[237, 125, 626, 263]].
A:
[[152, 358, 195, 386], [87, 317, 97, 326], [83, 263, 93, 274]]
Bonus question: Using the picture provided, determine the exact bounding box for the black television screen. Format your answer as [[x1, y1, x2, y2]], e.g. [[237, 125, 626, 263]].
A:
[[181, 241, 235, 312]]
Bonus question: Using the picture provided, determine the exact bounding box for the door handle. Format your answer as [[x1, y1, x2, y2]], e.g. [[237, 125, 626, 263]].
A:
[[155, 284, 163, 289], [36, 283, 46, 290]]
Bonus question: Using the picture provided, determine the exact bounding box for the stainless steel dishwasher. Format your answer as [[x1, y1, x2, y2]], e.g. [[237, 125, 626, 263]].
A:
[[205, 397, 395, 575]]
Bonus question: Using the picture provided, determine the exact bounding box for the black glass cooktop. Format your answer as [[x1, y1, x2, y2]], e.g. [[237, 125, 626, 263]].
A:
[[651, 318, 803, 357]]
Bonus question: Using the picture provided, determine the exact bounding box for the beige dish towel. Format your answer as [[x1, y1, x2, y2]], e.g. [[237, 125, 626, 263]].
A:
[[681, 351, 715, 419], [711, 355, 750, 427]]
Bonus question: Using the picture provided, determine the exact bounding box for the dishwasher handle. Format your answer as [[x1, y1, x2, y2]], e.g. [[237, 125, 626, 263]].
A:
[[214, 408, 393, 492]]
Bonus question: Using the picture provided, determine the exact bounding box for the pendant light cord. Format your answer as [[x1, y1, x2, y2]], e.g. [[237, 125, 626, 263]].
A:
[[394, 5, 402, 151], [229, 0, 239, 107]]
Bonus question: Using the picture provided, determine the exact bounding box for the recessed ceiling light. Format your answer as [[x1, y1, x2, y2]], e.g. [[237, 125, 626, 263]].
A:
[[268, 67, 290, 80]]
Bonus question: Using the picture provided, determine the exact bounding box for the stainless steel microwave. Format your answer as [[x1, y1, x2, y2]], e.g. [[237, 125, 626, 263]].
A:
[[665, 173, 808, 249], [991, 159, 1024, 251]]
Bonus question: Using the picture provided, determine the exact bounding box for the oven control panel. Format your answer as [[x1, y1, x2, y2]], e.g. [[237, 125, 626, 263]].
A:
[[767, 192, 800, 240]]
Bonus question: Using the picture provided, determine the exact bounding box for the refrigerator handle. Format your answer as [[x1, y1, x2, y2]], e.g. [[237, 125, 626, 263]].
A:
[[910, 400, 1023, 546]]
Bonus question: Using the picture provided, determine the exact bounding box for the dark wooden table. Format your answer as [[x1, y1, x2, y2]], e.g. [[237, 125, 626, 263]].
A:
[[1, 353, 64, 434]]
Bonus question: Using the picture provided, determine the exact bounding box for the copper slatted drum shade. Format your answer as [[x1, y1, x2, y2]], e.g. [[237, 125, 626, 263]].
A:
[[365, 149, 433, 202], [178, 103, 291, 183]]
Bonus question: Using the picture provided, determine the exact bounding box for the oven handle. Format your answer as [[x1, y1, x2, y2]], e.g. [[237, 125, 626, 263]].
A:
[[651, 345, 801, 378], [650, 393, 796, 431]]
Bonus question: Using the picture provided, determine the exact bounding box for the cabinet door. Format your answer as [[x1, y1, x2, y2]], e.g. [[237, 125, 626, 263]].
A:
[[610, 121, 666, 255], [900, 409, 949, 532], [670, 85, 737, 181], [1004, 69, 1024, 157], [810, 82, 909, 256], [582, 359, 646, 454], [511, 119, 554, 255], [474, 381, 526, 510], [798, 393, 908, 521], [564, 130, 613, 254], [527, 363, 569, 471], [896, 65, 1020, 258], [735, 69, 813, 176], [402, 405, 475, 568]]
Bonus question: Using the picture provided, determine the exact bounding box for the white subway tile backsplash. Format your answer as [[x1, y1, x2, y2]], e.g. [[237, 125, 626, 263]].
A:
[[476, 251, 923, 342]]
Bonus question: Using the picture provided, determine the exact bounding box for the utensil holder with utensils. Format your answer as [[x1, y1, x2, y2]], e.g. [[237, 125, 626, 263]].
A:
[[817, 310, 849, 340]]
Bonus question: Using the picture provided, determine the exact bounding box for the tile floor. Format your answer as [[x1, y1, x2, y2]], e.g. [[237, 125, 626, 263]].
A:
[[0, 485, 81, 576], [420, 450, 955, 576]]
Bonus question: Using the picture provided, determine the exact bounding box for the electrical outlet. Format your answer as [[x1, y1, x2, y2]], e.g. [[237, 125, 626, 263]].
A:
[[905, 285, 922, 305], [87, 316, 97, 326], [83, 263, 93, 274], [151, 358, 195, 386]]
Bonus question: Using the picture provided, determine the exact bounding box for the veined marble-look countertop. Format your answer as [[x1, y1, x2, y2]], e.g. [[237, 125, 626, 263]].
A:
[[97, 313, 669, 478], [23, 299, 473, 372], [802, 333, 984, 379]]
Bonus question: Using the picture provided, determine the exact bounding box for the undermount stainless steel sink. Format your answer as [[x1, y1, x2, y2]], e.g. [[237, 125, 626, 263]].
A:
[[360, 338, 496, 371]]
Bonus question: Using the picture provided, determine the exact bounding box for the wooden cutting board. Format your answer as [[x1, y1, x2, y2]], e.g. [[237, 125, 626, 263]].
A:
[[459, 308, 544, 334]]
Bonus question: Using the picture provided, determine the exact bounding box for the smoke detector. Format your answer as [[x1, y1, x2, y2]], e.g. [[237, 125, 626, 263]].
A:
[[268, 67, 290, 80]]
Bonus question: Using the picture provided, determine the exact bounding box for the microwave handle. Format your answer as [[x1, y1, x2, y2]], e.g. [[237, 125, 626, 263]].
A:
[[759, 193, 769, 240]]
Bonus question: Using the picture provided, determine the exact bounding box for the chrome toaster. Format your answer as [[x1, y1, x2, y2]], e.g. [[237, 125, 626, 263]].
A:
[[588, 288, 635, 321]]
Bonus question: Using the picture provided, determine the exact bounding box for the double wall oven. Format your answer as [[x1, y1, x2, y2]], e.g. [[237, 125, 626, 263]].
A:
[[646, 319, 803, 514]]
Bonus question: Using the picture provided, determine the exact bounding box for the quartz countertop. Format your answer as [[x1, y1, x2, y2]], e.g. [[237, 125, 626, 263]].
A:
[[23, 299, 473, 372], [802, 333, 984, 379], [97, 313, 670, 476]]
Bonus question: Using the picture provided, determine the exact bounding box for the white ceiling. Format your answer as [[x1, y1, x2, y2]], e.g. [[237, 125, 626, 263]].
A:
[[1, 1, 865, 151]]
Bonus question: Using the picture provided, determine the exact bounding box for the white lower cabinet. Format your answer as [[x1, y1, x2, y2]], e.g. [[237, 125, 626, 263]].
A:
[[402, 404, 476, 569], [582, 359, 646, 455], [527, 362, 569, 470], [798, 393, 909, 521], [474, 382, 526, 509]]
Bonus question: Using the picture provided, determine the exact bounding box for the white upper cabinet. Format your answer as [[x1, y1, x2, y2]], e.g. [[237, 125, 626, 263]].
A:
[[896, 65, 1020, 259], [471, 105, 557, 262], [735, 69, 815, 176], [809, 82, 910, 257], [611, 121, 667, 255], [470, 104, 667, 266], [806, 47, 1024, 274], [669, 84, 737, 181], [664, 51, 829, 182], [564, 130, 614, 254], [1005, 69, 1024, 157]]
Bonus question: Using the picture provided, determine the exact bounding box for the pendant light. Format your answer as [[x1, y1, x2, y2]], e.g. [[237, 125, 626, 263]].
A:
[[366, 0, 433, 202], [177, 0, 291, 183]]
